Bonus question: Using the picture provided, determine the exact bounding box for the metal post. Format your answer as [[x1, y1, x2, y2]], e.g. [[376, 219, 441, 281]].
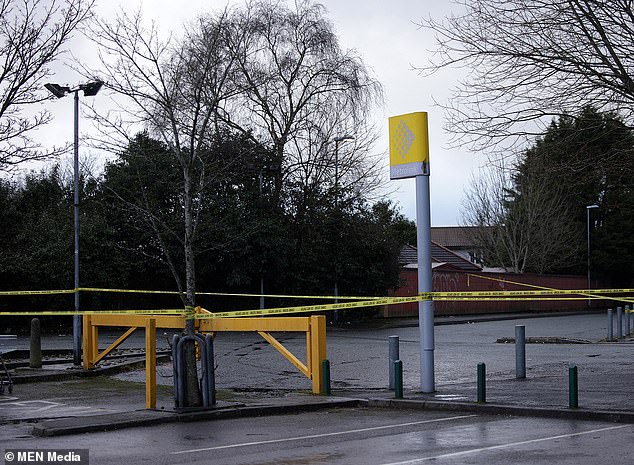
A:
[[321, 359, 331, 395], [416, 174, 434, 393], [477, 362, 486, 403], [394, 360, 403, 399], [617, 306, 623, 339], [389, 335, 399, 390], [29, 318, 42, 369], [515, 325, 526, 379], [259, 171, 265, 311], [569, 364, 578, 409], [625, 305, 631, 337], [607, 309, 613, 341], [72, 90, 81, 366]]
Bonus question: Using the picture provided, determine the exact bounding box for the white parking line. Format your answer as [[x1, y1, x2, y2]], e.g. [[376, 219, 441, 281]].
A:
[[171, 414, 478, 455], [381, 424, 631, 465]]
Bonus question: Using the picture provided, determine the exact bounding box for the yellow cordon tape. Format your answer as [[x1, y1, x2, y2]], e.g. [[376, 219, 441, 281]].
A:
[[1, 284, 633, 318], [0, 309, 185, 316], [0, 289, 75, 296]]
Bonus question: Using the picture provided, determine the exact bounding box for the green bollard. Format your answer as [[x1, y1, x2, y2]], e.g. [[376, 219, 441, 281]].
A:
[[394, 360, 403, 399], [321, 359, 331, 396], [477, 362, 486, 403], [569, 364, 578, 409]]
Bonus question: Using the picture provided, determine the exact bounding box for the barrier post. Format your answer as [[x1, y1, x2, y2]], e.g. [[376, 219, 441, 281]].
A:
[[617, 306, 623, 339], [145, 318, 156, 409], [321, 359, 331, 395], [309, 315, 327, 394], [625, 305, 631, 337], [394, 360, 403, 399], [515, 325, 526, 379], [389, 336, 399, 390], [29, 318, 42, 369], [82, 314, 97, 369], [569, 364, 578, 409], [607, 309, 613, 341], [477, 362, 486, 403]]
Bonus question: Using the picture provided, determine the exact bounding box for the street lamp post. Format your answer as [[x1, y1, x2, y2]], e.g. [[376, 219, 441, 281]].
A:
[[586, 204, 599, 297], [332, 135, 354, 321], [45, 80, 103, 365]]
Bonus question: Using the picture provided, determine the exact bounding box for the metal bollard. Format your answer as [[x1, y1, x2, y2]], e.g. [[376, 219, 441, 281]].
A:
[[607, 309, 613, 341], [625, 305, 631, 337], [617, 306, 623, 339], [515, 325, 526, 379], [29, 318, 42, 369], [389, 336, 399, 390], [569, 364, 578, 409], [321, 359, 331, 395], [394, 360, 403, 399], [477, 363, 486, 403]]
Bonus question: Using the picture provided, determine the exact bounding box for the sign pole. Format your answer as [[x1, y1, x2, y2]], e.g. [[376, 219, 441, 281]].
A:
[[416, 173, 434, 393], [389, 111, 435, 393]]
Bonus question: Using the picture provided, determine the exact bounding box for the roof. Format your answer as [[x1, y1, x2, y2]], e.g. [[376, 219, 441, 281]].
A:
[[431, 226, 481, 249], [399, 243, 482, 272]]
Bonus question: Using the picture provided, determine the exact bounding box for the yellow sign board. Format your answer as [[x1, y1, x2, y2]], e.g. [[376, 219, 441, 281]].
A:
[[389, 112, 429, 179]]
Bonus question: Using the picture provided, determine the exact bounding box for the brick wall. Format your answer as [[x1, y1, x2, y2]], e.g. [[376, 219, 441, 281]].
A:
[[386, 269, 591, 317]]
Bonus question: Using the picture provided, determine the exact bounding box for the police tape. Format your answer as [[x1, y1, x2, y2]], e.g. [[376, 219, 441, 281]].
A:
[[1, 287, 634, 319], [0, 309, 185, 316], [1, 286, 634, 299], [0, 289, 75, 296]]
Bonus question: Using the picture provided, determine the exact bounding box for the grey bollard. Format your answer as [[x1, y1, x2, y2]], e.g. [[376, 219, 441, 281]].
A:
[[607, 309, 613, 341], [515, 325, 526, 379], [389, 336, 399, 390], [617, 306, 623, 339], [625, 305, 631, 337], [30, 318, 42, 368]]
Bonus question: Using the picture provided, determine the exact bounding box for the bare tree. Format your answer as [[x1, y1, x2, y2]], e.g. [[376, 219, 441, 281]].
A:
[[83, 8, 241, 406], [84, 9, 239, 308], [420, 0, 634, 152], [461, 164, 580, 273], [0, 0, 93, 170]]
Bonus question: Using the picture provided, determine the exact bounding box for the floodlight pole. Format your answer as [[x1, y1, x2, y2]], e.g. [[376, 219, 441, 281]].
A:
[[72, 89, 81, 365], [416, 172, 434, 393], [45, 80, 102, 366]]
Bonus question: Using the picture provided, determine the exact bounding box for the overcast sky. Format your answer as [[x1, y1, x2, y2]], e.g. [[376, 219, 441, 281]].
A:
[[40, 0, 488, 226]]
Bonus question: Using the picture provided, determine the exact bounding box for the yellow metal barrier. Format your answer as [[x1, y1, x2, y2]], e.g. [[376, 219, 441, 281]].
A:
[[199, 315, 327, 395], [81, 312, 327, 408]]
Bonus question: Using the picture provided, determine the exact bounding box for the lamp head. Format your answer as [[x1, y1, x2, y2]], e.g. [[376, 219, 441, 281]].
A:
[[80, 80, 104, 96], [44, 83, 71, 98]]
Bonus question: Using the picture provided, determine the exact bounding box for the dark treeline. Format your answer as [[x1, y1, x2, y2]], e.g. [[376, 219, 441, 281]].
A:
[[0, 131, 415, 330]]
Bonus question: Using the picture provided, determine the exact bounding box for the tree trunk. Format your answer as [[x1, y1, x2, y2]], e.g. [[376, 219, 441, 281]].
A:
[[182, 164, 202, 407]]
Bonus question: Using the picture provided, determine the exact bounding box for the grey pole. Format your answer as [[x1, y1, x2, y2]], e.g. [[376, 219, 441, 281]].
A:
[[625, 305, 630, 337], [515, 325, 526, 378], [607, 308, 613, 341], [30, 318, 42, 369], [259, 171, 264, 310], [72, 90, 81, 366], [389, 335, 399, 390], [617, 306, 623, 339], [45, 81, 102, 366], [416, 174, 434, 393]]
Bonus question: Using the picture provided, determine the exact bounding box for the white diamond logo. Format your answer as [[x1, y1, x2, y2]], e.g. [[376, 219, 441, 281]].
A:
[[394, 120, 414, 158]]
